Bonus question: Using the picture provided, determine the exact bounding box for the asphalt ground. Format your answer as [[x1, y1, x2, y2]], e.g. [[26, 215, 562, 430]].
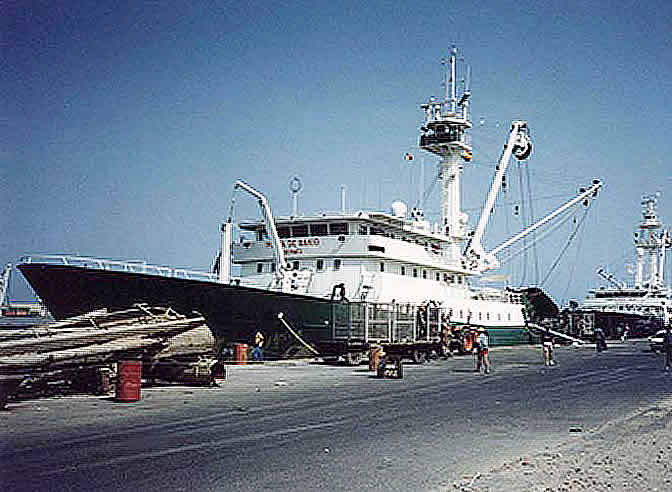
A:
[[2, 340, 670, 491]]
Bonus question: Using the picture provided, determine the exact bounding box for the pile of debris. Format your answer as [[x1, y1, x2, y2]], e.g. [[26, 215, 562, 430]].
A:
[[0, 305, 217, 408]]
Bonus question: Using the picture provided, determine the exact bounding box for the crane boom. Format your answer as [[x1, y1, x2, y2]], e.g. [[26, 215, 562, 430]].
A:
[[463, 121, 532, 271], [233, 180, 290, 280]]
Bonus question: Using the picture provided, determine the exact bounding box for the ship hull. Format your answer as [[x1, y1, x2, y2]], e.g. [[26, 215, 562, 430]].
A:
[[18, 263, 531, 357]]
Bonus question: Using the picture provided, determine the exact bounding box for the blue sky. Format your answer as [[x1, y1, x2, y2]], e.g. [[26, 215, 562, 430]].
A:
[[3, 0, 672, 305]]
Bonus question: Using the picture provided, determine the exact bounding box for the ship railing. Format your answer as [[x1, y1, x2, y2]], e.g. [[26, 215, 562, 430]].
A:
[[19, 254, 218, 282]]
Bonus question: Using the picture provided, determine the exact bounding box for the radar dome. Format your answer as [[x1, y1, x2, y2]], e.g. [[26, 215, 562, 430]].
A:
[[391, 201, 407, 218]]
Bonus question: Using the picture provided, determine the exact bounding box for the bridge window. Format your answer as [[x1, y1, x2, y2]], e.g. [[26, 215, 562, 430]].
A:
[[422, 270, 427, 279], [271, 262, 276, 273], [401, 266, 406, 276], [329, 223, 349, 235], [435, 272, 440, 281], [380, 262, 385, 272], [257, 263, 263, 273], [316, 259, 324, 271], [277, 227, 290, 239], [413, 268, 418, 278], [333, 259, 341, 271], [358, 224, 368, 235], [310, 223, 328, 236], [292, 225, 309, 237], [370, 227, 383, 235]]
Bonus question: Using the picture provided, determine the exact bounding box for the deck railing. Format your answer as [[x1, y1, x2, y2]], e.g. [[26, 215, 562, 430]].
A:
[[19, 254, 218, 283]]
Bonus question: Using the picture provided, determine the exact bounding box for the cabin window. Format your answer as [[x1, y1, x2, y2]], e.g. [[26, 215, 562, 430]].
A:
[[497, 313, 501, 321], [257, 263, 263, 273], [478, 312, 482, 321], [443, 273, 448, 282], [450, 275, 456, 284], [292, 225, 309, 237], [380, 262, 385, 272], [459, 310, 463, 319], [333, 259, 342, 271], [256, 230, 266, 241], [310, 223, 328, 236], [277, 227, 290, 239], [486, 313, 490, 321], [401, 266, 406, 276], [435, 272, 440, 281], [358, 224, 368, 235], [457, 276, 463, 284], [271, 262, 276, 273], [413, 268, 418, 278], [422, 270, 427, 279], [370, 227, 383, 235], [316, 259, 324, 271], [329, 223, 349, 235], [292, 260, 300, 270], [508, 313, 511, 321]]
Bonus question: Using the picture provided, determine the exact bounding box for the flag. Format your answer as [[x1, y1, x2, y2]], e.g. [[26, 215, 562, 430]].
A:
[[404, 152, 414, 162]]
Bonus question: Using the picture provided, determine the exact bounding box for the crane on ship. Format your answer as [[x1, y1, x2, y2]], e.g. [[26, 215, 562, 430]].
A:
[[218, 180, 311, 293], [418, 47, 602, 276]]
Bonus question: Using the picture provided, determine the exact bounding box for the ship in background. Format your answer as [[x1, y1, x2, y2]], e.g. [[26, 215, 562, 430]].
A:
[[568, 195, 672, 338], [0, 264, 49, 324], [18, 48, 602, 358]]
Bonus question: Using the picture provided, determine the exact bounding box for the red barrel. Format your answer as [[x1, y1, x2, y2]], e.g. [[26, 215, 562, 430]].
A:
[[116, 361, 141, 402], [233, 343, 248, 365]]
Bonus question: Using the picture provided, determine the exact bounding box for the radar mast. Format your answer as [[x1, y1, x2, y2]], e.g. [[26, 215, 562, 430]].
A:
[[419, 47, 472, 241]]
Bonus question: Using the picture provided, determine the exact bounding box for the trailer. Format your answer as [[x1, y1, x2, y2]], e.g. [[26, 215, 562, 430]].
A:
[[312, 301, 450, 365]]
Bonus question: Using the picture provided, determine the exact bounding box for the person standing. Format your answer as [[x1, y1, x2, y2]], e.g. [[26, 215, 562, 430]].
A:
[[663, 325, 672, 371], [252, 330, 264, 362], [541, 328, 555, 366], [621, 325, 630, 342], [475, 328, 490, 374], [595, 327, 607, 353]]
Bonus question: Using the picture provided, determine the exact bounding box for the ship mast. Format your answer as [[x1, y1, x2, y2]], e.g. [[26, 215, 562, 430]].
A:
[[633, 195, 671, 289], [419, 47, 471, 242]]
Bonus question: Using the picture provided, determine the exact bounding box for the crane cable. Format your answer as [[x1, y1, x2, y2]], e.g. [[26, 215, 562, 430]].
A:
[[498, 205, 581, 265], [541, 203, 591, 287]]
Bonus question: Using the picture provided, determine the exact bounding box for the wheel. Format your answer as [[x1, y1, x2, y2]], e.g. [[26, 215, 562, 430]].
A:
[[412, 349, 426, 364]]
